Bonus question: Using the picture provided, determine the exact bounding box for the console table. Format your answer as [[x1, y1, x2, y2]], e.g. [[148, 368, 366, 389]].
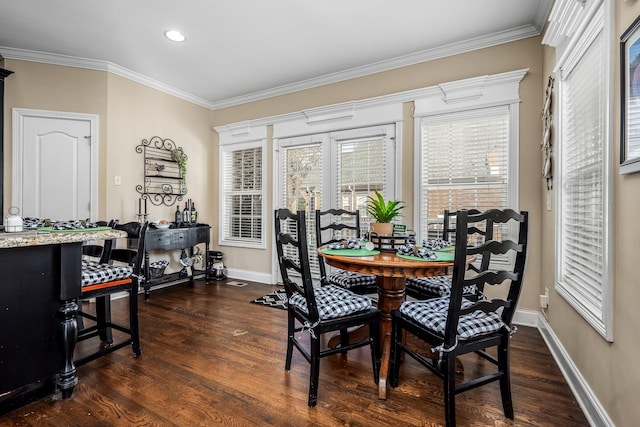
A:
[[143, 224, 210, 299]]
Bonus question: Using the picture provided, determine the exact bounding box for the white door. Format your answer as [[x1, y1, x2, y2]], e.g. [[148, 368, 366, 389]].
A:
[[12, 109, 98, 221]]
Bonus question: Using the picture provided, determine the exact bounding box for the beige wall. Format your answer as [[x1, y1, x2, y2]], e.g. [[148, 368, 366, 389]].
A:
[[212, 36, 544, 312], [4, 13, 636, 423], [2, 60, 214, 269], [540, 3, 640, 425]]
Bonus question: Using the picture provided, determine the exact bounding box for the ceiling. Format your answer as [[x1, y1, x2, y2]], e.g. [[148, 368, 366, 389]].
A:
[[0, 0, 552, 110]]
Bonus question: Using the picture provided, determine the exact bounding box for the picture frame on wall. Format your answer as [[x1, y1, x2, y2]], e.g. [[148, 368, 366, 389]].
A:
[[620, 15, 640, 174]]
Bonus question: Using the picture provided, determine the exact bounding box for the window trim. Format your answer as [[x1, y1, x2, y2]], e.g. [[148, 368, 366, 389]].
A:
[[553, 0, 614, 341], [217, 125, 267, 249], [412, 69, 525, 246]]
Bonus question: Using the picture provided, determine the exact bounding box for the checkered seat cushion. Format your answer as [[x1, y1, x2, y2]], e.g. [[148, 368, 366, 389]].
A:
[[399, 297, 504, 340], [325, 270, 376, 290], [81, 260, 133, 287], [289, 284, 372, 320], [406, 275, 478, 298]]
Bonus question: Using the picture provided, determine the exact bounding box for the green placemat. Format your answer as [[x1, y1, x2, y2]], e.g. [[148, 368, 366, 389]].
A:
[[321, 248, 380, 257], [37, 226, 112, 233], [396, 252, 454, 262]]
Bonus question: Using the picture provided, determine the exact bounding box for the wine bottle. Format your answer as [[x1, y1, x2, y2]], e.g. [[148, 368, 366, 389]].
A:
[[183, 201, 190, 223], [174, 205, 181, 225], [190, 202, 198, 224]]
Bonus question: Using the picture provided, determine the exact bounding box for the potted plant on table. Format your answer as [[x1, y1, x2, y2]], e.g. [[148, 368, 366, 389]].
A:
[[367, 190, 405, 236]]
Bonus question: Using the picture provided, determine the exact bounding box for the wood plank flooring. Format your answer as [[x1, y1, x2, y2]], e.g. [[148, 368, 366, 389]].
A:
[[1, 279, 589, 426]]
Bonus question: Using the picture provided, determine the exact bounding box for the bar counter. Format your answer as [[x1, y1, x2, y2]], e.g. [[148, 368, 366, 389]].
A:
[[0, 228, 126, 414]]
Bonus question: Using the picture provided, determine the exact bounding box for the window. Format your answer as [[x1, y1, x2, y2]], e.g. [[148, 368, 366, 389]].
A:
[[418, 107, 511, 242], [413, 70, 524, 253], [219, 139, 266, 248], [276, 125, 396, 278], [553, 1, 613, 341]]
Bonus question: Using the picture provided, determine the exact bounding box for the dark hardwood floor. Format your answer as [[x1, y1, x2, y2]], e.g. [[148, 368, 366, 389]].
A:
[[2, 279, 589, 426]]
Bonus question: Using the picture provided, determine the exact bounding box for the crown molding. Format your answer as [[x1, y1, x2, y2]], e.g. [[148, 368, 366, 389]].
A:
[[0, 46, 214, 109], [0, 20, 545, 111], [210, 24, 542, 109]]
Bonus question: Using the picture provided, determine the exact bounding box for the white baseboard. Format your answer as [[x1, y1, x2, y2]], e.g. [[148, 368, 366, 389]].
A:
[[225, 267, 273, 285], [535, 312, 614, 427]]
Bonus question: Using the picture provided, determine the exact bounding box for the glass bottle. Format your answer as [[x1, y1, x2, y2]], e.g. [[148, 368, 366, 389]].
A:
[[183, 201, 190, 223], [175, 205, 181, 225], [190, 202, 198, 224]]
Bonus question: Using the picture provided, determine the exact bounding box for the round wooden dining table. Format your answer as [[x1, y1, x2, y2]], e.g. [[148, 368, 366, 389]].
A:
[[318, 248, 454, 399]]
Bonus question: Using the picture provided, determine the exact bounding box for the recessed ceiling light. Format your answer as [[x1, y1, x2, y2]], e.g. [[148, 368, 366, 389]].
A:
[[164, 30, 186, 42]]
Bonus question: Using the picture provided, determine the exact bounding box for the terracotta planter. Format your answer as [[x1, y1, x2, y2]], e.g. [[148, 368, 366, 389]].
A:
[[370, 222, 394, 236]]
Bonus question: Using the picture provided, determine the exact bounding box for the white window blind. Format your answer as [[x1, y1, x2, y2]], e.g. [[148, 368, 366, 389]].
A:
[[419, 107, 510, 242], [279, 142, 324, 276], [276, 125, 396, 279], [220, 142, 265, 248], [556, 2, 612, 341], [335, 134, 388, 233]]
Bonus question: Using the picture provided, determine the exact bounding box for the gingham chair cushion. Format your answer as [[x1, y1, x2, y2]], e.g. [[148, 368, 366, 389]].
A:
[[406, 276, 478, 298], [325, 270, 376, 290], [406, 275, 453, 297], [399, 297, 504, 340], [81, 260, 133, 287], [289, 284, 372, 320]]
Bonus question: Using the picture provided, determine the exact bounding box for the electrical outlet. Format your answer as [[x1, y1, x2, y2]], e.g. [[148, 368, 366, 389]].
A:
[[540, 287, 550, 309], [114, 175, 121, 186]]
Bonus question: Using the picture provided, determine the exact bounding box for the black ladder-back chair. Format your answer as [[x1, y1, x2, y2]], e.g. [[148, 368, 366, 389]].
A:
[[75, 221, 148, 366], [391, 209, 528, 427], [315, 209, 377, 294], [81, 220, 118, 263], [78, 219, 119, 333], [275, 209, 380, 407], [406, 209, 493, 300]]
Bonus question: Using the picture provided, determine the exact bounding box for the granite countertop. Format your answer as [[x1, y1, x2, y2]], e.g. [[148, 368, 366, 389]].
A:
[[0, 229, 127, 249]]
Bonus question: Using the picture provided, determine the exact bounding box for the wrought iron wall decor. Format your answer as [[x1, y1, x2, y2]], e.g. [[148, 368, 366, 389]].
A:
[[541, 76, 554, 190], [136, 136, 187, 206]]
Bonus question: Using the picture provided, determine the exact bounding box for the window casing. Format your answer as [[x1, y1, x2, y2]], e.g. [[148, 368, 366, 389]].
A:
[[276, 125, 396, 278], [413, 70, 524, 268], [219, 139, 266, 249], [554, 1, 613, 341], [418, 107, 511, 246]]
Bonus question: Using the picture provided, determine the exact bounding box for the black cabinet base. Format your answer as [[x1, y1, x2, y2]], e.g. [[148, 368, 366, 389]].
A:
[[0, 378, 56, 416]]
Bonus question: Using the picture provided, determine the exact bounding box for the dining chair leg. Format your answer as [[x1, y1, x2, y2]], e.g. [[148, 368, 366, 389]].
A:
[[369, 320, 380, 384], [444, 353, 457, 427], [285, 316, 294, 371], [498, 337, 514, 419], [95, 295, 113, 345], [339, 328, 349, 356], [129, 287, 141, 356], [390, 317, 401, 388], [309, 336, 321, 407]]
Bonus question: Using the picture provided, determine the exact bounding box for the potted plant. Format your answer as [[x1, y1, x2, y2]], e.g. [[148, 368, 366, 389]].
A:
[[171, 148, 187, 183], [367, 190, 405, 236]]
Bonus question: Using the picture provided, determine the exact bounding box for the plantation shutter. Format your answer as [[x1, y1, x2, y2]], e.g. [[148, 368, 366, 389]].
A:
[[419, 107, 510, 241], [221, 145, 263, 245]]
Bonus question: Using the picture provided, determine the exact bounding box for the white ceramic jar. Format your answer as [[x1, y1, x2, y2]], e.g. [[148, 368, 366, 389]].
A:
[[5, 207, 24, 232]]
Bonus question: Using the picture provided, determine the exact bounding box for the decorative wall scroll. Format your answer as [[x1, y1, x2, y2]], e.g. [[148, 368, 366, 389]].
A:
[[541, 76, 554, 190]]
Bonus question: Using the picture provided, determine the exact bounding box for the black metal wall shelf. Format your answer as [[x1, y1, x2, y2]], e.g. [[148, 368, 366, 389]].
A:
[[135, 136, 187, 206]]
